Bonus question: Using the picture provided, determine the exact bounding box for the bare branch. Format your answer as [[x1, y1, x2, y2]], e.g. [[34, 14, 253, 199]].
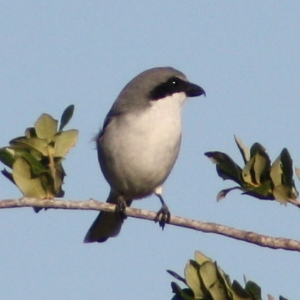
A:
[[1, 197, 300, 252]]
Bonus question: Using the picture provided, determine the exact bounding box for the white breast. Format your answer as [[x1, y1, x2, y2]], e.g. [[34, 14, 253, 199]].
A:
[[99, 92, 187, 198]]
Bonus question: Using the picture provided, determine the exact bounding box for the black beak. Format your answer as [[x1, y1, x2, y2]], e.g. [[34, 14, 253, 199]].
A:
[[185, 82, 206, 97]]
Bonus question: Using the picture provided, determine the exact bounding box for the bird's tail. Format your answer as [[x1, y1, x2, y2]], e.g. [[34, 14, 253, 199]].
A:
[[83, 192, 131, 243]]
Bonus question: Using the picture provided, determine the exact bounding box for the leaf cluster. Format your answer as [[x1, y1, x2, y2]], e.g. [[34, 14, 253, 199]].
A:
[[0, 105, 78, 210], [168, 251, 287, 300], [205, 137, 299, 205]]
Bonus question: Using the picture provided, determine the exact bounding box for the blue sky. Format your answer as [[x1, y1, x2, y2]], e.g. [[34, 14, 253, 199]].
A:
[[1, 1, 300, 299]]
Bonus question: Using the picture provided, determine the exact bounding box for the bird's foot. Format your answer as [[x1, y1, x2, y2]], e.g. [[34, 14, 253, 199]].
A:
[[115, 197, 127, 220], [154, 203, 171, 230]]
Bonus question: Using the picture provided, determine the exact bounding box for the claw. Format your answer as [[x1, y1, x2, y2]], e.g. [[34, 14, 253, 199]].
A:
[[154, 194, 171, 230], [115, 196, 127, 219], [154, 205, 170, 230]]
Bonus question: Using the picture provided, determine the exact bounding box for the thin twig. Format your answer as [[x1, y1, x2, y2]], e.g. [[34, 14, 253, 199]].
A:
[[0, 197, 300, 252]]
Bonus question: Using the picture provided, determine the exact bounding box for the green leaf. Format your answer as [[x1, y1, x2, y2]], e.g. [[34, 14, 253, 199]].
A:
[[206, 137, 300, 205], [249, 143, 266, 157], [1, 169, 15, 184], [0, 147, 15, 168], [205, 151, 243, 185], [10, 137, 49, 156], [242, 180, 273, 200], [184, 261, 203, 298], [231, 281, 252, 300], [234, 136, 250, 164], [39, 172, 55, 196], [270, 154, 282, 187], [213, 268, 249, 300], [12, 157, 47, 198], [270, 149, 298, 203], [244, 281, 262, 300], [1, 147, 48, 176], [53, 129, 78, 157], [253, 153, 269, 184], [217, 187, 242, 201], [25, 127, 37, 138], [242, 156, 256, 185], [167, 270, 186, 284], [19, 150, 48, 176], [251, 144, 271, 184], [280, 149, 293, 185], [170, 282, 196, 300], [199, 261, 227, 300], [52, 161, 65, 196], [242, 143, 270, 186], [59, 105, 75, 131], [270, 149, 295, 188], [295, 167, 300, 181], [34, 113, 58, 142], [194, 251, 213, 265], [272, 185, 290, 204], [0, 146, 49, 177]]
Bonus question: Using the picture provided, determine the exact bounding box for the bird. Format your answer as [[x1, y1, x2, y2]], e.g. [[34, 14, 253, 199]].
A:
[[84, 66, 205, 243]]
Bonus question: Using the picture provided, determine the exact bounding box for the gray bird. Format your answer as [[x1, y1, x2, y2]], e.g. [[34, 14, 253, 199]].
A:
[[84, 67, 205, 243]]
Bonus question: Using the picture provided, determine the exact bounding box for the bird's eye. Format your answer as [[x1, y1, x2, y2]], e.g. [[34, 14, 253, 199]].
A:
[[150, 77, 184, 100], [171, 78, 180, 86]]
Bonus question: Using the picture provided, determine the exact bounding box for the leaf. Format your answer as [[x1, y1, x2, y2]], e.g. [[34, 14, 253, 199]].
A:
[[4, 146, 47, 172], [171, 282, 184, 295], [199, 261, 227, 300], [251, 144, 271, 184], [25, 127, 37, 138], [0, 147, 15, 168], [249, 142, 266, 157], [59, 105, 75, 131], [272, 185, 290, 205], [270, 149, 298, 203], [194, 251, 213, 265], [19, 151, 48, 176], [242, 156, 256, 185], [244, 281, 262, 300], [253, 153, 269, 184], [167, 270, 186, 284], [1, 169, 15, 184], [241, 143, 269, 186], [34, 113, 58, 142], [280, 148, 296, 189], [217, 187, 242, 201], [214, 268, 249, 300], [242, 180, 273, 200], [234, 136, 250, 164], [52, 161, 65, 196], [12, 157, 47, 198], [270, 154, 282, 187], [53, 129, 78, 157], [231, 281, 252, 300], [3, 148, 49, 176], [10, 137, 49, 156], [205, 151, 243, 185], [170, 282, 196, 300], [270, 149, 295, 188], [184, 261, 203, 298], [39, 172, 55, 196], [295, 167, 300, 181]]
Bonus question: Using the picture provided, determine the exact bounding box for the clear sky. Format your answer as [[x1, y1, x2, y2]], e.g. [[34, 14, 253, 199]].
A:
[[0, 1, 300, 299]]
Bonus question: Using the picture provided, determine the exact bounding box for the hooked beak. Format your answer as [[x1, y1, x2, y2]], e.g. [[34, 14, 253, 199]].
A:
[[185, 82, 206, 98]]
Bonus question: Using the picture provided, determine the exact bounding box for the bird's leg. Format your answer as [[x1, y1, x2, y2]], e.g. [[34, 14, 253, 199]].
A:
[[154, 194, 171, 230], [115, 195, 128, 220]]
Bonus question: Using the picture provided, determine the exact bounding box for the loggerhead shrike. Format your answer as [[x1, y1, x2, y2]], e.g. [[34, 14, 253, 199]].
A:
[[84, 67, 205, 243]]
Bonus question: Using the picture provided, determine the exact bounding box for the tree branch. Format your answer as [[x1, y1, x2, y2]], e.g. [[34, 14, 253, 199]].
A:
[[1, 197, 299, 252]]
